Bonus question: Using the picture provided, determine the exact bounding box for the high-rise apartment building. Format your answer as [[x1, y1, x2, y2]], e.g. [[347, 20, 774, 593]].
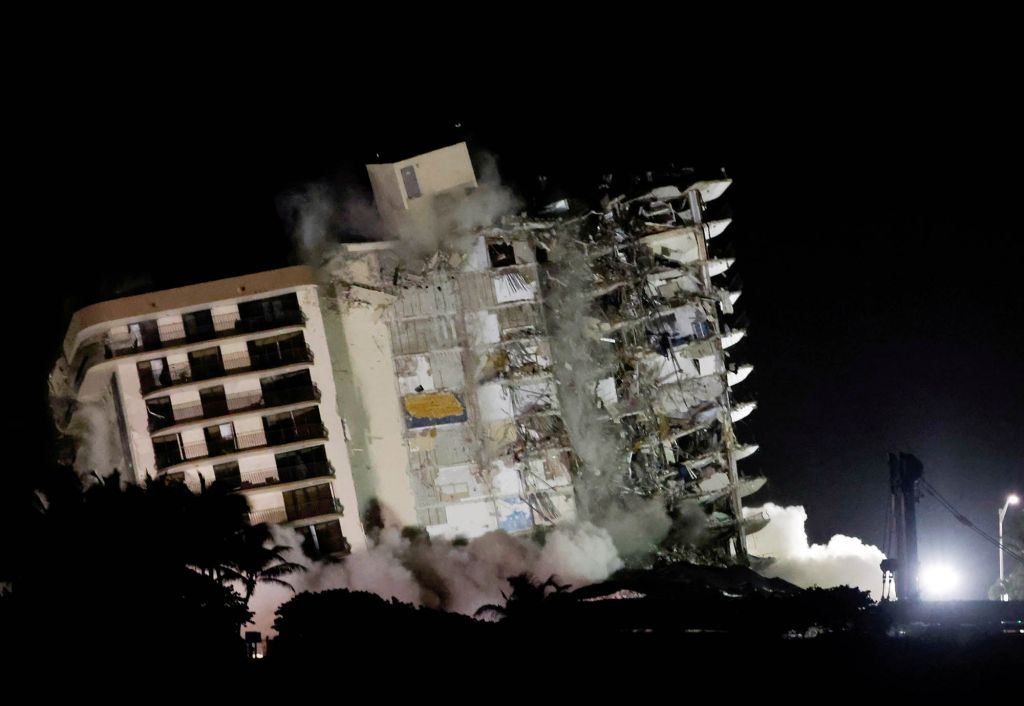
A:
[[50, 267, 366, 554], [51, 142, 766, 561]]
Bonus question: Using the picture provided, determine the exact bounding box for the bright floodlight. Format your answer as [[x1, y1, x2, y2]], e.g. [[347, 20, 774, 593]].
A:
[[920, 564, 960, 599], [1009, 494, 1020, 505]]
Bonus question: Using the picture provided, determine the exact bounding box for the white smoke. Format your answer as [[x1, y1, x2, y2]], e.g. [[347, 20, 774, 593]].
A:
[[598, 495, 675, 557], [67, 398, 124, 477], [248, 522, 623, 636], [276, 182, 342, 263], [745, 503, 885, 600]]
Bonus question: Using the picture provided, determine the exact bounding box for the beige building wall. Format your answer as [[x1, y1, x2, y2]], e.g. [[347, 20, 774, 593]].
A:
[[56, 268, 367, 553], [320, 252, 418, 529], [366, 142, 478, 232]]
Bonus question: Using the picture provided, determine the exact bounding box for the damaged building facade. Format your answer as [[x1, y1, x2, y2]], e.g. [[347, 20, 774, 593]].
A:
[[50, 142, 766, 561], [323, 143, 767, 560]]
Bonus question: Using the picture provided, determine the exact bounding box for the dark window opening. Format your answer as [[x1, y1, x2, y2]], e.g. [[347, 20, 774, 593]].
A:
[[188, 347, 225, 382], [136, 320, 161, 350], [263, 406, 323, 446], [213, 461, 241, 489], [237, 293, 301, 331], [147, 396, 174, 430], [299, 520, 349, 557], [153, 435, 184, 469], [200, 386, 229, 418], [203, 422, 237, 457], [248, 331, 307, 369], [183, 310, 215, 342], [488, 241, 516, 268], [261, 369, 315, 406], [276, 445, 330, 482], [400, 165, 421, 199], [284, 483, 336, 522], [138, 358, 172, 394]]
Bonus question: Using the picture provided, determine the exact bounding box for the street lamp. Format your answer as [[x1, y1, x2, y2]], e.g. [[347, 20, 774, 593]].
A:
[[999, 494, 1020, 601]]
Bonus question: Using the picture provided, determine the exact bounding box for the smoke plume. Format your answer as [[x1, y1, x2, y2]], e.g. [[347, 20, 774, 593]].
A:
[[745, 503, 886, 599], [66, 398, 124, 477], [248, 522, 623, 636]]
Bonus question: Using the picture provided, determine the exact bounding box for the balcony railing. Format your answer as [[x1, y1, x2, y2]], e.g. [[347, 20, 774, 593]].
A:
[[248, 497, 342, 525], [148, 384, 321, 431], [286, 497, 343, 522], [156, 422, 328, 470], [106, 309, 306, 358], [238, 460, 335, 489], [239, 467, 278, 487], [248, 507, 288, 525], [140, 346, 314, 395]]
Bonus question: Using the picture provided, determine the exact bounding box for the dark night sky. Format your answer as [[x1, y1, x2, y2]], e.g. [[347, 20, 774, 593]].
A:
[[12, 63, 1022, 598]]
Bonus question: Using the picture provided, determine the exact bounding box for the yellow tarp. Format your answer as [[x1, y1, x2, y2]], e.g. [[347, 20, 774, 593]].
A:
[[403, 391, 465, 420]]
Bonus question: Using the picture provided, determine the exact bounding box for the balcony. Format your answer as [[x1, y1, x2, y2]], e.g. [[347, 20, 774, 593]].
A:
[[140, 345, 314, 395], [247, 497, 343, 525], [238, 460, 336, 490], [286, 497, 343, 522], [248, 507, 288, 525], [148, 384, 321, 432], [156, 422, 328, 470], [106, 309, 306, 358]]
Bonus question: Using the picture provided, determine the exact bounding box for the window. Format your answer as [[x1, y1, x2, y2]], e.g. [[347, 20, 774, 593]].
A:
[[400, 165, 421, 199], [237, 293, 301, 329], [188, 347, 224, 381], [248, 331, 306, 369], [276, 444, 329, 482], [213, 461, 241, 489], [138, 358, 171, 393], [487, 241, 516, 268], [261, 369, 313, 406], [203, 422, 236, 456], [182, 310, 215, 342], [263, 406, 322, 445], [130, 320, 161, 350], [153, 435, 184, 469], [146, 396, 174, 430], [283, 483, 334, 521], [299, 520, 349, 556], [199, 386, 229, 418]]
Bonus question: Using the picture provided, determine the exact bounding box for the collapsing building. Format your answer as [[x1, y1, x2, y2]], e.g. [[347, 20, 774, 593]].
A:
[[322, 142, 767, 561], [49, 142, 766, 562]]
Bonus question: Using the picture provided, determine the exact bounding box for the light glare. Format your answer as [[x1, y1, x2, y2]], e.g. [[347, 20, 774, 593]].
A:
[[920, 564, 959, 598]]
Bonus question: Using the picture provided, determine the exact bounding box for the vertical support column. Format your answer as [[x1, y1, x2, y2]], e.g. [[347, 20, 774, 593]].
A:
[[689, 189, 747, 562]]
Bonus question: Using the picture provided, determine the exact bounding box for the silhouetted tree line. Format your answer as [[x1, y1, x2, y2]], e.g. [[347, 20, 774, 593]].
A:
[[0, 465, 303, 668], [264, 569, 875, 670]]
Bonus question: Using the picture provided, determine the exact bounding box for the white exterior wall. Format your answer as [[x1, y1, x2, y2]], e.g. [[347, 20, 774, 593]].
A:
[[116, 360, 155, 483], [298, 285, 368, 551], [63, 273, 367, 553], [328, 285, 419, 529]]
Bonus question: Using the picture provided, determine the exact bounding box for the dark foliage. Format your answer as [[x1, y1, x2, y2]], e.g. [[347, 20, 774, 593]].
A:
[[0, 465, 280, 668]]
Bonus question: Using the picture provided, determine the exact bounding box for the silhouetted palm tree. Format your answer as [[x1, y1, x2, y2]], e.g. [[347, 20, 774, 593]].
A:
[[223, 524, 307, 603], [474, 574, 571, 622]]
